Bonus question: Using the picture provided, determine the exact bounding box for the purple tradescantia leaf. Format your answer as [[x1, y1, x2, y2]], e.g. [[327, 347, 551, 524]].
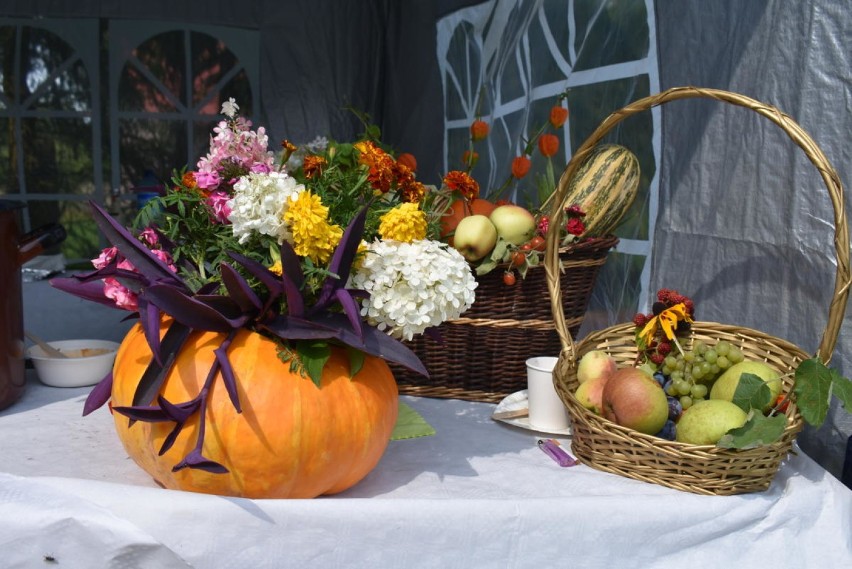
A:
[[139, 298, 164, 365], [143, 285, 242, 332], [157, 395, 201, 423], [112, 404, 172, 422], [335, 288, 363, 340], [220, 263, 262, 313], [132, 321, 190, 409], [172, 449, 229, 474], [89, 201, 183, 287], [227, 251, 294, 316], [82, 371, 114, 416], [50, 277, 116, 309], [214, 338, 240, 413], [279, 241, 304, 290], [315, 202, 370, 310], [260, 315, 339, 340], [312, 313, 428, 377]]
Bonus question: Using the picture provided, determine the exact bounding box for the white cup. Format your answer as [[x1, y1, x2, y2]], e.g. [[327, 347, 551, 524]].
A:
[[525, 356, 570, 432]]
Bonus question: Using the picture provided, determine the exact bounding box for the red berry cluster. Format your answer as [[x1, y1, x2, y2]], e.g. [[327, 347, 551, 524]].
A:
[[632, 288, 696, 365]]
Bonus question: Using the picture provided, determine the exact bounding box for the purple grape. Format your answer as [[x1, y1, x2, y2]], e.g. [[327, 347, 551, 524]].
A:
[[656, 419, 676, 441], [667, 396, 683, 421]]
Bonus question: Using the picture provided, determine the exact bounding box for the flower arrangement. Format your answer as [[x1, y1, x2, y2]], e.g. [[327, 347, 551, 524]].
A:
[[52, 98, 477, 475]]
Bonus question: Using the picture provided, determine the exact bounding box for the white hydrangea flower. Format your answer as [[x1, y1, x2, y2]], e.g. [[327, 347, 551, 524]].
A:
[[227, 171, 304, 244], [221, 97, 239, 118], [350, 239, 477, 341]]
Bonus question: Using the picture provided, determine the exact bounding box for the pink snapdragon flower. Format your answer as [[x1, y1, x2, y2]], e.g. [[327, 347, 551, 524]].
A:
[[207, 190, 232, 224]]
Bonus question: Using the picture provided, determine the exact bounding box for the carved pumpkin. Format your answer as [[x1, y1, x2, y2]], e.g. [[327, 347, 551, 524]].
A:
[[111, 321, 399, 499]]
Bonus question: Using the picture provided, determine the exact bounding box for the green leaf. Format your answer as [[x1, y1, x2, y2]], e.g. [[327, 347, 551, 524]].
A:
[[833, 371, 852, 412], [346, 347, 365, 378], [475, 259, 497, 276], [794, 358, 835, 427], [391, 402, 436, 440], [717, 411, 788, 449], [731, 373, 771, 413], [490, 239, 508, 262], [296, 340, 331, 388]]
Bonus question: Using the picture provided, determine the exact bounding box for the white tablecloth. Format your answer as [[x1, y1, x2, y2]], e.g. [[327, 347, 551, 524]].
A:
[[1, 372, 850, 569]]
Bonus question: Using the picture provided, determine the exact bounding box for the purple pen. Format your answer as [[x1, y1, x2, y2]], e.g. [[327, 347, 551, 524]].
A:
[[537, 439, 577, 467]]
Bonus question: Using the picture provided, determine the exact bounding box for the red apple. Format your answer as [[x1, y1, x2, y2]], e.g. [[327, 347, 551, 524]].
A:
[[574, 373, 610, 415], [452, 214, 498, 261], [601, 367, 669, 434], [489, 204, 536, 245], [577, 350, 617, 385]]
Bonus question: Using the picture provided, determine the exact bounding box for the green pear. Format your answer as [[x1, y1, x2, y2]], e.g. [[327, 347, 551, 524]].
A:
[[710, 361, 780, 412], [675, 399, 748, 445]]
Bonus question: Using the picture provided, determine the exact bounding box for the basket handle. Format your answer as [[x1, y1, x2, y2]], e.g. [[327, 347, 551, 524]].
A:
[[545, 86, 850, 366]]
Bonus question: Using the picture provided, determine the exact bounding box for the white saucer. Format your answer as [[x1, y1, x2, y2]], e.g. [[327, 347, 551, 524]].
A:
[[491, 390, 572, 436]]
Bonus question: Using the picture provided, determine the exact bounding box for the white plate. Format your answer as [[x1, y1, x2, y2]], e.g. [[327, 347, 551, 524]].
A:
[[491, 390, 572, 436]]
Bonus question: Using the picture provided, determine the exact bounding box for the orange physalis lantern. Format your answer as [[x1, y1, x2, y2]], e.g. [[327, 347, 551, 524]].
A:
[[511, 156, 532, 179], [538, 133, 559, 158], [550, 106, 569, 128], [470, 120, 489, 141]]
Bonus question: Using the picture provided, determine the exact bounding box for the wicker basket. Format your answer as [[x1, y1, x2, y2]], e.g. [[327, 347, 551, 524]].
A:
[[545, 87, 850, 496], [392, 235, 617, 403]]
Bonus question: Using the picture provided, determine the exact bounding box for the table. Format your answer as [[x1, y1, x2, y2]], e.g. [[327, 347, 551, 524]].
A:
[[1, 372, 850, 568]]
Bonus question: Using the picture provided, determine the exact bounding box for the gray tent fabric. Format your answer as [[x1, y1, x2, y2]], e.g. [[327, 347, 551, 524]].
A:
[[654, 0, 851, 479], [2, 0, 849, 481]]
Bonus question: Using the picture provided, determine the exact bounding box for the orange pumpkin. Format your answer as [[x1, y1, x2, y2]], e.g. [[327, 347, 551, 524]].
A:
[[439, 197, 497, 244], [111, 320, 399, 499]]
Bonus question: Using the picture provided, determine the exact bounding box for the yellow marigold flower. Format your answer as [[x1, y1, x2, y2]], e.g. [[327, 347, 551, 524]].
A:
[[268, 260, 283, 276], [283, 191, 343, 264], [379, 203, 427, 243]]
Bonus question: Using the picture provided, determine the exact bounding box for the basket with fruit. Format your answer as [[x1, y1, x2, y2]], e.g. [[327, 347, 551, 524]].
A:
[[392, 96, 637, 403], [547, 87, 851, 495]]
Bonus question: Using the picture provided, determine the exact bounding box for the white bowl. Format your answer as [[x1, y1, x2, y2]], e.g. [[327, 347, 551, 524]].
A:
[[27, 339, 120, 388]]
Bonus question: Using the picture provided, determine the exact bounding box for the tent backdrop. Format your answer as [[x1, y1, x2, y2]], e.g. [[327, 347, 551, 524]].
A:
[[2, 0, 850, 482]]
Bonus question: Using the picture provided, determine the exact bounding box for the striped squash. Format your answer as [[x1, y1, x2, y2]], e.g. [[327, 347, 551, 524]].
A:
[[558, 144, 640, 237]]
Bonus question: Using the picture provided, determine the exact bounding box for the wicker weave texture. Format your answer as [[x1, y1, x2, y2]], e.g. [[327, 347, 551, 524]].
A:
[[544, 87, 850, 495], [393, 235, 617, 403]]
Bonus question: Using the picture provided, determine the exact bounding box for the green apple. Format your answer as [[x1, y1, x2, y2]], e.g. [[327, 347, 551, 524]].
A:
[[601, 367, 668, 434], [452, 214, 498, 261], [577, 350, 617, 385], [675, 399, 748, 445], [710, 360, 780, 412], [489, 204, 536, 245]]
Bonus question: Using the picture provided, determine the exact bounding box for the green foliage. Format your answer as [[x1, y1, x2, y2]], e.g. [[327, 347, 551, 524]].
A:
[[720, 358, 852, 448], [730, 373, 772, 414], [296, 340, 331, 388], [718, 412, 788, 450], [794, 358, 852, 427]]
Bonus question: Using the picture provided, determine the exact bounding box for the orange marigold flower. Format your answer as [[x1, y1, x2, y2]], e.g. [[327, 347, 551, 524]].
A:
[[181, 171, 198, 189], [462, 150, 479, 168], [443, 170, 479, 200], [302, 155, 327, 179], [400, 179, 427, 203], [281, 139, 297, 153], [511, 156, 532, 179], [538, 133, 560, 158], [397, 152, 417, 172], [470, 120, 489, 141], [549, 106, 569, 128], [356, 141, 396, 193]]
